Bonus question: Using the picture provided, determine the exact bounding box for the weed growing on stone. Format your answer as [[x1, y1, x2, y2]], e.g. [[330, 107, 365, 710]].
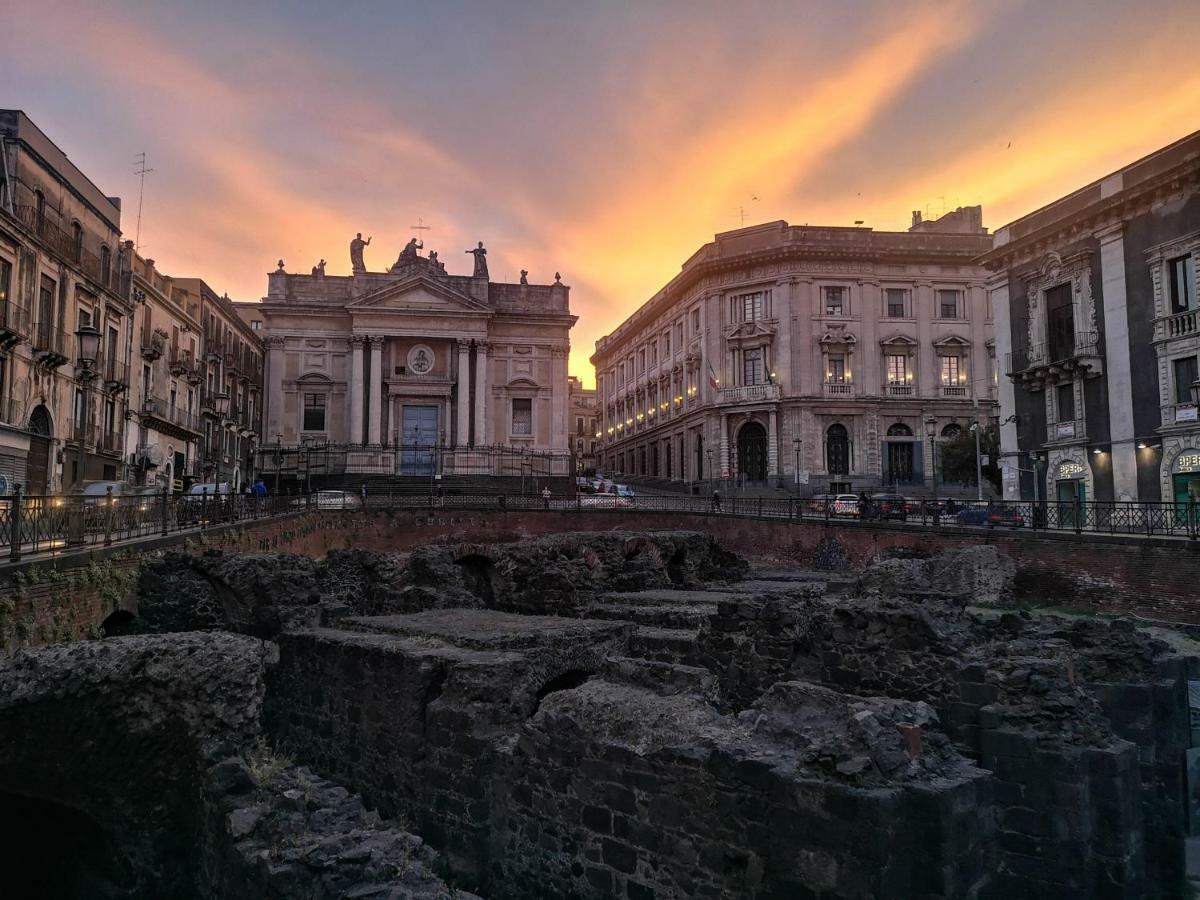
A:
[[247, 737, 293, 787]]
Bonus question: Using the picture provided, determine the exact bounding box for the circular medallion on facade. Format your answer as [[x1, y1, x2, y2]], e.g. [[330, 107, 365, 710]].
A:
[[407, 344, 434, 376]]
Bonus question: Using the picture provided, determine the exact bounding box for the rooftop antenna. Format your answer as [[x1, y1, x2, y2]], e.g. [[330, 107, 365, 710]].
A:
[[737, 206, 746, 227], [133, 152, 153, 253]]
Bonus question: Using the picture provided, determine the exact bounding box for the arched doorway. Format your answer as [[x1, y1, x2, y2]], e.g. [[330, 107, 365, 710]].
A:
[[737, 422, 768, 482], [885, 423, 915, 486], [26, 405, 53, 495], [826, 424, 850, 475]]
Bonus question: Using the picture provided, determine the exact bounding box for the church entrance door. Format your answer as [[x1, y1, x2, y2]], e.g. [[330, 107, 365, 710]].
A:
[[400, 405, 439, 475]]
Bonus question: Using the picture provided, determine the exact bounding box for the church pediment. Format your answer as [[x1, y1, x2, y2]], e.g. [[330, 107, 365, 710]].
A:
[[348, 275, 491, 315]]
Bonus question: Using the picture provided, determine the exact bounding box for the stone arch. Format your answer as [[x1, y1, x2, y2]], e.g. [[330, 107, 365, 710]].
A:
[[26, 404, 54, 495], [887, 423, 913, 437], [826, 423, 850, 475], [736, 419, 768, 482]]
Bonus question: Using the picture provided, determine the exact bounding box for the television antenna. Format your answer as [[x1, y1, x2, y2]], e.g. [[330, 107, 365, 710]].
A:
[[133, 152, 154, 253]]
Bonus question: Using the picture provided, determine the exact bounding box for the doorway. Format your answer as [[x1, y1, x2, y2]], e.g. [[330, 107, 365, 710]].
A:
[[400, 405, 439, 475], [1056, 478, 1086, 528], [26, 405, 53, 495], [737, 422, 768, 482]]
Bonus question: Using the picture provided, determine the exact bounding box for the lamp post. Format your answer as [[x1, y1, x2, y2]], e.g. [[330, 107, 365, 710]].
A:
[[969, 421, 983, 501], [793, 437, 802, 496], [705, 448, 713, 489], [212, 392, 230, 490], [923, 415, 938, 520], [67, 325, 101, 546]]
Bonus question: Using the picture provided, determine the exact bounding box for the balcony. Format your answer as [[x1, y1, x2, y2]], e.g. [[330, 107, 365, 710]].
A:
[[99, 358, 128, 394], [66, 418, 120, 452], [1007, 332, 1102, 390], [717, 383, 781, 404], [885, 383, 914, 397], [12, 205, 110, 286], [939, 384, 970, 399], [0, 397, 23, 427], [1049, 418, 1086, 443], [143, 396, 203, 435], [0, 300, 31, 349], [823, 381, 853, 397], [32, 322, 69, 367], [1154, 308, 1200, 342], [169, 350, 204, 384]]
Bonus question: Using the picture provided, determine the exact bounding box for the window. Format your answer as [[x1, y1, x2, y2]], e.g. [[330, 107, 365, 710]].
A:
[[1169, 255, 1196, 313], [824, 286, 845, 316], [637, 349, 645, 372], [576, 416, 584, 434], [940, 356, 961, 385], [674, 322, 683, 346], [100, 245, 111, 287], [303, 393, 326, 431], [0, 257, 10, 309], [1056, 383, 1075, 422], [649, 342, 657, 367], [251, 320, 262, 331], [743, 348, 764, 385], [937, 290, 960, 318], [1174, 355, 1198, 405], [827, 355, 846, 383], [35, 190, 45, 231], [826, 424, 850, 475], [691, 307, 701, 332], [886, 354, 908, 384], [72, 222, 83, 262], [738, 292, 765, 322], [512, 398, 533, 435], [663, 332, 671, 357], [885, 288, 907, 318]]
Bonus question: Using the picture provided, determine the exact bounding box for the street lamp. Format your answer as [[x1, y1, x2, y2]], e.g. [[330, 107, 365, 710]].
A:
[[72, 325, 101, 491], [923, 415, 938, 517], [1190, 377, 1200, 407], [793, 437, 803, 496], [705, 448, 713, 487], [968, 421, 983, 502], [213, 392, 230, 488]]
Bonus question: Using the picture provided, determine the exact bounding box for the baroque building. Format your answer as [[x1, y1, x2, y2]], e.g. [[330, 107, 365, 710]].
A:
[[0, 110, 131, 493], [256, 237, 575, 480], [985, 130, 1200, 504], [592, 209, 997, 493], [567, 375, 599, 473]]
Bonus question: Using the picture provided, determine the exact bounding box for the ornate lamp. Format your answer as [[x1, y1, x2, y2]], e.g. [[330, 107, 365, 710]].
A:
[[1190, 377, 1200, 407], [75, 324, 101, 370]]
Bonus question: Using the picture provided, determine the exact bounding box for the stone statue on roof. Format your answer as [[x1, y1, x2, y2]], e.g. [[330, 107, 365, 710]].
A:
[[349, 233, 371, 273], [428, 251, 446, 273], [519, 270, 528, 285], [466, 242, 488, 279]]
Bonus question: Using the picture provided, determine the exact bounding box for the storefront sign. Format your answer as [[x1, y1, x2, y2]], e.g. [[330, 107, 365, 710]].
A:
[[1057, 461, 1086, 478], [1055, 421, 1077, 439], [1176, 405, 1199, 424], [1176, 452, 1200, 474]]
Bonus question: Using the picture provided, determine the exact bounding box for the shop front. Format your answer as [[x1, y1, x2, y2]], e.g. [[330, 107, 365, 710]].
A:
[[1054, 459, 1088, 527], [1171, 449, 1200, 506]]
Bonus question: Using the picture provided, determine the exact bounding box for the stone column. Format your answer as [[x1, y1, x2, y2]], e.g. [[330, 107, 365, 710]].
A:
[[368, 336, 383, 445], [456, 339, 471, 448], [1097, 223, 1138, 500], [266, 337, 285, 438], [768, 408, 779, 476], [349, 336, 365, 446], [776, 278, 795, 396], [551, 345, 569, 450], [473, 341, 488, 446], [988, 272, 1021, 500], [719, 413, 730, 478]]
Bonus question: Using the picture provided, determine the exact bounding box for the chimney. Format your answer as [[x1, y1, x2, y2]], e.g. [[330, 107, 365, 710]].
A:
[[911, 210, 923, 228]]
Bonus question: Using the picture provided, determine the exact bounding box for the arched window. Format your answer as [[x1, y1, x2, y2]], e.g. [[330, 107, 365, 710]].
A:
[[826, 424, 850, 475], [887, 423, 913, 437], [100, 245, 111, 287], [941, 423, 962, 439], [71, 222, 83, 262]]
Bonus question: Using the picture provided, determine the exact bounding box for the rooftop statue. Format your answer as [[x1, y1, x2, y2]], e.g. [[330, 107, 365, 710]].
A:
[[399, 237, 423, 260], [466, 242, 488, 279], [428, 250, 446, 273], [519, 269, 528, 285], [311, 259, 326, 277], [349, 233, 371, 274]]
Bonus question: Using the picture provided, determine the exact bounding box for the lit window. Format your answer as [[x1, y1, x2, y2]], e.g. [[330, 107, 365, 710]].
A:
[[827, 356, 846, 383], [886, 354, 907, 384], [303, 394, 326, 431], [940, 356, 961, 385], [512, 398, 532, 435], [824, 287, 845, 316]]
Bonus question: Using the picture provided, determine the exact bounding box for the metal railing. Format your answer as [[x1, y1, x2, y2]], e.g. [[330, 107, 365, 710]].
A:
[[1, 488, 1195, 564], [0, 299, 32, 339], [32, 321, 68, 361], [11, 205, 110, 285]]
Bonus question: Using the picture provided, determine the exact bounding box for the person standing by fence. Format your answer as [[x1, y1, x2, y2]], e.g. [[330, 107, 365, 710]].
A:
[[712, 489, 722, 513], [542, 486, 551, 509]]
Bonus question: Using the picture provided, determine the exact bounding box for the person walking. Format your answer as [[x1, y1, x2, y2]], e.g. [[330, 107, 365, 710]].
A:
[[542, 485, 552, 509], [436, 485, 445, 507], [360, 484, 368, 507], [711, 489, 722, 513], [858, 491, 871, 520]]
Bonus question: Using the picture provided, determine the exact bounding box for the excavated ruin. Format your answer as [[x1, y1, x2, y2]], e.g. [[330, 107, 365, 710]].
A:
[[0, 530, 1194, 899]]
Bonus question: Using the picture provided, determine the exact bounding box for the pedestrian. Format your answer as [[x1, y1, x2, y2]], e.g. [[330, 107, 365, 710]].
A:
[[360, 484, 367, 506], [858, 491, 871, 519], [437, 484, 445, 507], [711, 489, 722, 513], [253, 478, 267, 496], [542, 485, 551, 509]]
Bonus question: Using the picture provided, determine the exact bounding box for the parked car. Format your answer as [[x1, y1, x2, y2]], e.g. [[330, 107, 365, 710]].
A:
[[316, 490, 362, 510], [956, 505, 1025, 528], [830, 494, 861, 517], [866, 493, 908, 521], [615, 485, 636, 498], [177, 482, 235, 524]]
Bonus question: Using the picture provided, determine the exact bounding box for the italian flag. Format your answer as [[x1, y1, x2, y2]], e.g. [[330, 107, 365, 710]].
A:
[[707, 364, 719, 389]]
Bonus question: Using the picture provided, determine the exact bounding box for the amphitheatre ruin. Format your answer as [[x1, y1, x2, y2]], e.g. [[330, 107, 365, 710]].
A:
[[1, 507, 1198, 898]]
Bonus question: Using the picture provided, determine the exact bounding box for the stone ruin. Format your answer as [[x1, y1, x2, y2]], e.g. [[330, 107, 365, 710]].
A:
[[0, 530, 1194, 899]]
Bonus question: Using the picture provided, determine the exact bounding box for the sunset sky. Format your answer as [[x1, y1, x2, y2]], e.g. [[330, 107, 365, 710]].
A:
[[4, 0, 1200, 386]]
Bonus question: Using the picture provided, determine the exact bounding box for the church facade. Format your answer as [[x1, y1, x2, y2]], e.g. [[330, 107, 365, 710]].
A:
[[256, 237, 576, 478]]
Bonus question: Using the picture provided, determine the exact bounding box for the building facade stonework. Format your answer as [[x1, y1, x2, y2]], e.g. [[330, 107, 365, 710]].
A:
[[592, 209, 998, 494], [984, 130, 1200, 504], [256, 240, 575, 477], [567, 375, 598, 473]]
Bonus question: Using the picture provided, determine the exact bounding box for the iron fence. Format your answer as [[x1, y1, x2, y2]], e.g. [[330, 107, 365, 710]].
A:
[[1, 489, 1195, 564]]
